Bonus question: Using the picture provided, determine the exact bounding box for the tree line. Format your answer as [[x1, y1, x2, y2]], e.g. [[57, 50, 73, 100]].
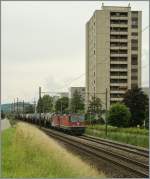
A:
[[88, 87, 149, 129], [3, 87, 148, 128], [36, 90, 85, 114], [35, 87, 149, 128]]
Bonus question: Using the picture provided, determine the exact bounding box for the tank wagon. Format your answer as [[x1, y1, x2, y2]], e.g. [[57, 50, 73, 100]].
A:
[[18, 113, 85, 135]]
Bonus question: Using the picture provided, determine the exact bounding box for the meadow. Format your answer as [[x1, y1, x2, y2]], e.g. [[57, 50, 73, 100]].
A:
[[86, 124, 149, 148], [1, 122, 104, 178]]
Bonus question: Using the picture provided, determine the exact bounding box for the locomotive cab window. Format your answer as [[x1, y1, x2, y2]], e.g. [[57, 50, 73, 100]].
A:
[[70, 115, 85, 122]]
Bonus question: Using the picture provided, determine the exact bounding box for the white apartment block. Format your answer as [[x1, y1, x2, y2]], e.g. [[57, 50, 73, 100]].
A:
[[86, 5, 141, 110]]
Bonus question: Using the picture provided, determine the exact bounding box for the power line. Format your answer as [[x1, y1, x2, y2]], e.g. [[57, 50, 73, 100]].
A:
[[142, 25, 149, 32], [53, 73, 85, 92]]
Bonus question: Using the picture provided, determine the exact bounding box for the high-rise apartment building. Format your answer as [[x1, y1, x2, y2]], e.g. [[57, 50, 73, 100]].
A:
[[85, 5, 141, 110]]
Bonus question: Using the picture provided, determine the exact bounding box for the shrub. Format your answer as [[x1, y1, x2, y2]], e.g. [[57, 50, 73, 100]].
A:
[[107, 103, 131, 127]]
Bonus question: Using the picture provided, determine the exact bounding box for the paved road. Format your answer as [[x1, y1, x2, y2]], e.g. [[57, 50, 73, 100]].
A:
[[1, 119, 11, 131]]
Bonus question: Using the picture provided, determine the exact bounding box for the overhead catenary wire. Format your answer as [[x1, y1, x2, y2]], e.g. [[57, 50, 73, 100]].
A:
[[45, 24, 149, 94]]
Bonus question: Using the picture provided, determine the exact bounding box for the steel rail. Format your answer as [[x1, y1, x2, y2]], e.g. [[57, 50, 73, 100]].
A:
[[80, 135, 149, 158], [41, 127, 149, 178]]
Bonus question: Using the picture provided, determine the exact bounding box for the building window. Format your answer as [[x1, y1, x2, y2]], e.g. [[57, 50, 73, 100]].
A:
[[131, 39, 138, 50], [131, 54, 138, 65], [131, 83, 138, 88], [132, 32, 138, 36], [131, 69, 137, 72], [131, 76, 138, 80], [131, 17, 138, 28]]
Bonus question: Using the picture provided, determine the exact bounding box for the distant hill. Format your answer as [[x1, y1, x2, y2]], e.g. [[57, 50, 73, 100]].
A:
[[1, 103, 31, 113], [1, 104, 12, 112]]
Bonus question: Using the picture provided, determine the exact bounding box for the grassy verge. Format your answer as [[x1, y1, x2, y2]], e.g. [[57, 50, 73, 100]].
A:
[[2, 122, 104, 178], [86, 124, 149, 148]]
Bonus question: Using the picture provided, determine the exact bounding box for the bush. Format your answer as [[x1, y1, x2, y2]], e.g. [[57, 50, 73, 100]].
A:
[[107, 103, 131, 127]]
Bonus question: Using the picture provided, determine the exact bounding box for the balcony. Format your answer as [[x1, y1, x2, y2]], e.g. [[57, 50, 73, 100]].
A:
[[110, 61, 127, 64], [110, 83, 128, 86], [110, 16, 128, 20], [110, 76, 127, 79], [110, 46, 127, 50], [110, 97, 123, 101], [110, 54, 128, 57], [110, 68, 127, 72], [131, 64, 138, 67], [110, 24, 128, 28], [110, 31, 128, 35], [110, 38, 128, 42], [131, 36, 138, 40], [110, 90, 126, 94], [131, 50, 138, 55]]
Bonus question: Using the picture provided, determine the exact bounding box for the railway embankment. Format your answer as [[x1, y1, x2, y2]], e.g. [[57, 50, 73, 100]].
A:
[[1, 122, 104, 178], [85, 124, 149, 148]]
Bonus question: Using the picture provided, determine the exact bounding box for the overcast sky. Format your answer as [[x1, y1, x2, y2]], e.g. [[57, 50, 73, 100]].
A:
[[2, 1, 149, 104]]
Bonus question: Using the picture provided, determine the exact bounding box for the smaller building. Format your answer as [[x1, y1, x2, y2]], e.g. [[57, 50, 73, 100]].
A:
[[69, 87, 85, 101], [59, 92, 69, 98]]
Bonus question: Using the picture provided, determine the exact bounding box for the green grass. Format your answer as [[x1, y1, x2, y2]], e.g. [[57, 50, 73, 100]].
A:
[[1, 123, 104, 178], [86, 124, 149, 148]]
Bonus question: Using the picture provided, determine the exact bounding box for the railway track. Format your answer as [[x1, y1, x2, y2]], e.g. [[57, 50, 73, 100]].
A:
[[80, 135, 149, 158], [41, 127, 149, 178]]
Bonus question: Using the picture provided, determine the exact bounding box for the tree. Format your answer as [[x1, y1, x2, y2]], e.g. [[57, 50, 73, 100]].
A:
[[36, 95, 53, 113], [122, 87, 149, 127], [36, 98, 43, 113], [42, 95, 53, 112], [107, 103, 131, 127], [70, 90, 84, 113], [1, 110, 5, 119], [87, 96, 104, 122], [55, 97, 69, 113], [88, 96, 103, 113]]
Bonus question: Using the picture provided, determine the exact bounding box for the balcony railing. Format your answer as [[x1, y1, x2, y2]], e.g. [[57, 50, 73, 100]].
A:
[[110, 76, 127, 79], [110, 68, 127, 72], [110, 54, 128, 57]]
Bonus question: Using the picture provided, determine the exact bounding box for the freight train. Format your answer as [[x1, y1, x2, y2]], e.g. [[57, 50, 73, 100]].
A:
[[17, 113, 85, 135]]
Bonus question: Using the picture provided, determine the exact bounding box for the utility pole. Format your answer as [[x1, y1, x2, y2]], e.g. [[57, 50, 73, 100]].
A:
[[11, 102, 13, 113], [33, 98, 36, 113], [39, 87, 42, 128], [61, 100, 63, 114], [14, 99, 15, 113], [23, 100, 24, 114], [105, 88, 108, 136], [17, 98, 19, 116], [94, 91, 96, 114]]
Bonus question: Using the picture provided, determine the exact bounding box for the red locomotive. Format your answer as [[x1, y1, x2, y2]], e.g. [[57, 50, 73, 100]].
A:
[[17, 113, 86, 135], [51, 114, 85, 135]]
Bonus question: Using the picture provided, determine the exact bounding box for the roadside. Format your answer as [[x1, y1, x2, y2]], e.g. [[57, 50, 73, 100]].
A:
[[1, 122, 104, 178], [1, 118, 11, 131]]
